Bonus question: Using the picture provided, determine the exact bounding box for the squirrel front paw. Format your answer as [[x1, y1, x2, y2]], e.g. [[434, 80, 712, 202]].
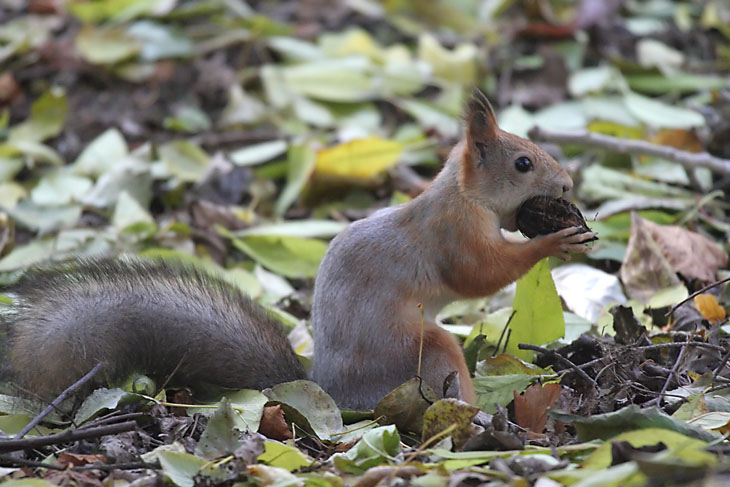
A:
[[536, 226, 596, 260]]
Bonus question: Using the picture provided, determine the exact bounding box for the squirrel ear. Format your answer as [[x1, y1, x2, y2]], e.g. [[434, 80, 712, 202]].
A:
[[465, 89, 498, 145], [464, 89, 498, 169]]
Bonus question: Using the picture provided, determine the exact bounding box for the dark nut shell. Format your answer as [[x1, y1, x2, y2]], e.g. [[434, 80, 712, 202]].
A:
[[516, 196, 597, 242]]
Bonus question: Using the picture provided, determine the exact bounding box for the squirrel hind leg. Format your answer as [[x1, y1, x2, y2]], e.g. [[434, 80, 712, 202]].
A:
[[419, 325, 475, 404]]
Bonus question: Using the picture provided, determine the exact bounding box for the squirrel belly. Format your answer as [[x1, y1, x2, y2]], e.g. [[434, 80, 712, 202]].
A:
[[1, 258, 306, 400]]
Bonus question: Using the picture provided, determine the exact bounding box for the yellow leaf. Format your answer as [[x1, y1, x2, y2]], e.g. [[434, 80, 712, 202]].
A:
[[315, 136, 403, 183], [694, 293, 726, 322]]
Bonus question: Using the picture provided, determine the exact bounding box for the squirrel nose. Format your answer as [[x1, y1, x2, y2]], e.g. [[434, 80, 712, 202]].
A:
[[562, 184, 571, 194]]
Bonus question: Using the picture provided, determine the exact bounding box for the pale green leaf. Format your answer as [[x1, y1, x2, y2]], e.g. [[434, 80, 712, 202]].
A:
[[158, 140, 211, 182], [258, 441, 313, 471], [331, 425, 400, 474], [30, 170, 92, 206], [264, 380, 343, 440], [75, 25, 141, 64], [9, 89, 68, 144], [275, 144, 317, 216], [73, 128, 128, 176], [228, 233, 327, 279], [624, 91, 705, 129], [508, 259, 564, 361], [230, 140, 288, 167]]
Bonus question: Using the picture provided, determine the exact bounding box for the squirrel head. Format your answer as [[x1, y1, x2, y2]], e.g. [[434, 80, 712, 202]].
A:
[[458, 89, 573, 232]]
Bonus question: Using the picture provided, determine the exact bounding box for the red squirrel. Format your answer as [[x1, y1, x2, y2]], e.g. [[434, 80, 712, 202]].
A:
[[1, 91, 593, 410]]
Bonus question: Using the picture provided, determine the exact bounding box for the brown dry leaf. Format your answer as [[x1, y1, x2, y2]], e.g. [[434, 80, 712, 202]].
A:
[[258, 404, 293, 441], [694, 294, 726, 322], [55, 453, 107, 468], [640, 215, 728, 281], [620, 213, 681, 301], [513, 383, 562, 436], [354, 466, 424, 487], [650, 129, 703, 153]]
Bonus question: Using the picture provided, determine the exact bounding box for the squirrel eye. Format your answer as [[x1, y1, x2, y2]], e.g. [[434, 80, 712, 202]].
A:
[[514, 156, 533, 173]]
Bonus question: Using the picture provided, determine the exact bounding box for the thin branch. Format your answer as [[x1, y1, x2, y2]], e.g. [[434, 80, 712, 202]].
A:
[[517, 343, 596, 387], [528, 126, 730, 175], [0, 421, 137, 453], [15, 362, 103, 440], [664, 276, 730, 318], [0, 455, 157, 472], [644, 339, 690, 408]]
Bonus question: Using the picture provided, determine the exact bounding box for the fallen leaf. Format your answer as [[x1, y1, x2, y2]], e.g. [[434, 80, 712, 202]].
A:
[[620, 213, 683, 302], [421, 398, 480, 449], [314, 136, 403, 184], [694, 294, 726, 322], [513, 383, 562, 437], [258, 404, 293, 441], [354, 466, 424, 487], [641, 215, 727, 281]]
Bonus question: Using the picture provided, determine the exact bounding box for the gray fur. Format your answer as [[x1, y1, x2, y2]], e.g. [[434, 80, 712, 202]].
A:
[[2, 257, 305, 399]]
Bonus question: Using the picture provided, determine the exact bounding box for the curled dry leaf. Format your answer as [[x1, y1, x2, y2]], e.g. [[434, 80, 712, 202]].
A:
[[258, 404, 293, 441], [621, 213, 728, 302]]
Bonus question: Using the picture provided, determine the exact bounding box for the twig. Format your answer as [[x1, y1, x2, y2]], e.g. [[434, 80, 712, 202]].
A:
[[644, 339, 690, 407], [712, 348, 730, 383], [158, 350, 189, 393], [15, 362, 103, 440], [494, 311, 516, 357], [0, 421, 137, 453], [664, 276, 730, 318], [528, 126, 730, 175], [636, 342, 726, 353], [79, 412, 148, 430], [0, 455, 156, 472], [517, 343, 596, 387]]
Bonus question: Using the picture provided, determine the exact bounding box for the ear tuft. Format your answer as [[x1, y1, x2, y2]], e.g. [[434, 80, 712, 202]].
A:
[[465, 89, 498, 145]]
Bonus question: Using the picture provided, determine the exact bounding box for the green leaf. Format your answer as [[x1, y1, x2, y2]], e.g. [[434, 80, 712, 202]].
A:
[[189, 389, 268, 433], [236, 220, 347, 239], [417, 33, 476, 85], [264, 380, 343, 441], [275, 144, 317, 216], [230, 140, 288, 167], [623, 91, 706, 129], [551, 404, 719, 442], [195, 398, 245, 459], [127, 21, 192, 61], [72, 128, 128, 176], [281, 58, 379, 102], [258, 440, 313, 471], [582, 428, 715, 469], [30, 170, 92, 206], [472, 374, 534, 414], [227, 233, 327, 279], [74, 388, 136, 425], [158, 140, 211, 182], [9, 89, 68, 144], [157, 451, 208, 487], [75, 25, 141, 65], [112, 190, 155, 229], [508, 259, 564, 361], [331, 425, 401, 474], [627, 73, 729, 94]]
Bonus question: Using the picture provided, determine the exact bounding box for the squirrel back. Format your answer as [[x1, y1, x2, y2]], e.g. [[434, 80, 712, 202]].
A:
[[2, 257, 306, 399]]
